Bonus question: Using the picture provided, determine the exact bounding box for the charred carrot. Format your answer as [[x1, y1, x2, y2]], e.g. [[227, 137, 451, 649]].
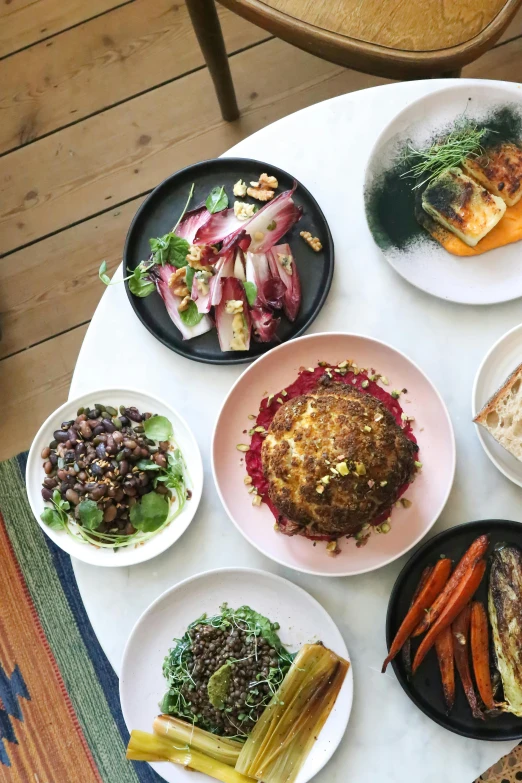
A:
[[412, 535, 489, 637], [452, 605, 484, 719], [470, 601, 495, 710], [435, 626, 455, 713], [412, 559, 486, 674], [402, 565, 433, 674], [382, 558, 451, 672]]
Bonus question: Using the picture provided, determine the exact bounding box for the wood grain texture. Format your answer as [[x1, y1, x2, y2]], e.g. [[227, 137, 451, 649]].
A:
[[0, 0, 129, 59], [0, 199, 143, 359], [0, 38, 387, 256], [259, 0, 507, 51], [0, 325, 87, 460], [0, 0, 267, 155], [219, 0, 521, 78]]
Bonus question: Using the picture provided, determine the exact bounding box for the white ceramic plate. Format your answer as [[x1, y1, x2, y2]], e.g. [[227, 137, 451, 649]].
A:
[[364, 82, 522, 305], [26, 388, 203, 566], [212, 332, 455, 577], [472, 323, 522, 486], [120, 567, 353, 783]]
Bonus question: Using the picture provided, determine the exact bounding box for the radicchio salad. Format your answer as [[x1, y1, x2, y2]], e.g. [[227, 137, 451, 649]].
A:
[[100, 173, 321, 352]]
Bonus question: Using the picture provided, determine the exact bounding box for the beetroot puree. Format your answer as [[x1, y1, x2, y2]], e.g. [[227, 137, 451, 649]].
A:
[[244, 363, 418, 542]]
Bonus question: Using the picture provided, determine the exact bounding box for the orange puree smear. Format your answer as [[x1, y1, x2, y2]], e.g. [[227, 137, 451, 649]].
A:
[[430, 198, 522, 257]]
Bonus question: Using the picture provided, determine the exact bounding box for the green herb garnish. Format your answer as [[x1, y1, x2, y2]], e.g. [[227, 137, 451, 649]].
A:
[[401, 123, 493, 189], [243, 281, 257, 307], [41, 490, 70, 530], [130, 491, 170, 533], [143, 415, 174, 442], [150, 234, 190, 268], [206, 185, 228, 214], [78, 499, 103, 531], [179, 300, 204, 327]]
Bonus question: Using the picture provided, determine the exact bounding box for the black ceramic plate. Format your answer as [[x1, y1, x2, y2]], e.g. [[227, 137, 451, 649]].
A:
[[386, 519, 522, 740], [123, 158, 334, 364]]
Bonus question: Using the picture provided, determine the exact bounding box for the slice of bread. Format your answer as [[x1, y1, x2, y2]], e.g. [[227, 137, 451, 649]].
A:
[[474, 362, 522, 461]]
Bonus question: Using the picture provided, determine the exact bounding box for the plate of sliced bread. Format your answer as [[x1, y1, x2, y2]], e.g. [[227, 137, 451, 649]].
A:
[[473, 322, 522, 486]]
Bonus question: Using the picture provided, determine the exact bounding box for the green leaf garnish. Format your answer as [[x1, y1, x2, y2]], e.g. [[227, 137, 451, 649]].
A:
[[143, 415, 173, 442], [179, 300, 204, 327], [206, 185, 228, 214], [78, 500, 103, 531], [401, 122, 494, 189], [149, 234, 190, 268], [128, 264, 156, 297], [99, 260, 111, 286], [185, 266, 195, 293], [41, 507, 66, 530], [130, 491, 169, 532], [243, 281, 257, 307]]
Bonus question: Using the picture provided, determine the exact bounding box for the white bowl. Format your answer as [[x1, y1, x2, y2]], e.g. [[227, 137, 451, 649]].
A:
[[472, 323, 522, 486], [26, 388, 203, 566], [120, 567, 353, 783]]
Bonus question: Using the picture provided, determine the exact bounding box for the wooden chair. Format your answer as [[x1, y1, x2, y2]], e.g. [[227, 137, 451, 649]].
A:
[[186, 0, 522, 121]]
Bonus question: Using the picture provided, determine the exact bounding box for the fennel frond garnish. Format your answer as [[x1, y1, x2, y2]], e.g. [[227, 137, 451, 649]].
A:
[[401, 123, 493, 189]]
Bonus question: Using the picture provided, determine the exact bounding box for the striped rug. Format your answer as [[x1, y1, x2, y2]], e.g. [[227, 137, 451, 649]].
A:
[[0, 454, 161, 783], [0, 452, 518, 783]]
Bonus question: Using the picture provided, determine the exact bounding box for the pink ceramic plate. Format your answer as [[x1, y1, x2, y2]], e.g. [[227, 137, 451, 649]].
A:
[[212, 333, 455, 577]]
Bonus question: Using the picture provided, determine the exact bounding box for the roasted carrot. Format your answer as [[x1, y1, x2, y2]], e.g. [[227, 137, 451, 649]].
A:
[[412, 559, 486, 674], [435, 626, 455, 713], [452, 605, 484, 719], [402, 565, 433, 674], [382, 558, 451, 672], [412, 535, 489, 637], [470, 601, 495, 710]]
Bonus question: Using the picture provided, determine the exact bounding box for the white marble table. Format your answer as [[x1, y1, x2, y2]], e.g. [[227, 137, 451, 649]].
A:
[[70, 79, 522, 783]]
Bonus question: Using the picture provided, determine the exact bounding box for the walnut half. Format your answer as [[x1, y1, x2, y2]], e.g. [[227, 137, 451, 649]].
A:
[[300, 230, 322, 252]]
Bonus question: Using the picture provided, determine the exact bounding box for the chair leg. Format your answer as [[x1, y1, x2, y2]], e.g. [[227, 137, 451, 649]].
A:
[[186, 0, 239, 121], [438, 68, 462, 78]]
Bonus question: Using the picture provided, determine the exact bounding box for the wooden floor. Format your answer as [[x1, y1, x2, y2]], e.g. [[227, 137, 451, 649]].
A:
[[1, 2, 522, 460]]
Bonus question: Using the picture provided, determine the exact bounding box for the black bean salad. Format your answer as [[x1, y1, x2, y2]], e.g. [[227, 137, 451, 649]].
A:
[[39, 403, 189, 549], [161, 605, 294, 739]]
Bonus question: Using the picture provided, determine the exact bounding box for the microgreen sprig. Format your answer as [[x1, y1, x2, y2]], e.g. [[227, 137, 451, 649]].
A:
[[401, 123, 495, 189]]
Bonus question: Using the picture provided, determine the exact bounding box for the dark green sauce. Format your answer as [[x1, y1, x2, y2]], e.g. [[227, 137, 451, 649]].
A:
[[365, 103, 522, 252]]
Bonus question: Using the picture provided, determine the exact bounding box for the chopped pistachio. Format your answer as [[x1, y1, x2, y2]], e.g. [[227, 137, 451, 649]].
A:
[[247, 486, 255, 494], [252, 494, 262, 506], [236, 444, 250, 452], [281, 390, 288, 396], [247, 414, 256, 420], [374, 413, 384, 422], [354, 461, 366, 476], [330, 467, 339, 475], [248, 428, 255, 435], [391, 390, 401, 399], [380, 522, 391, 534], [401, 413, 415, 422], [318, 360, 328, 367], [316, 484, 325, 494], [266, 394, 274, 407], [380, 480, 388, 487], [363, 425, 372, 433], [380, 376, 389, 385], [361, 380, 369, 389], [254, 426, 265, 432], [362, 523, 371, 530], [320, 475, 331, 484], [338, 360, 348, 369], [244, 475, 253, 485], [414, 461, 423, 469], [307, 367, 315, 372], [326, 540, 339, 555], [374, 525, 382, 534], [400, 498, 412, 508], [276, 397, 283, 404], [336, 461, 349, 476]]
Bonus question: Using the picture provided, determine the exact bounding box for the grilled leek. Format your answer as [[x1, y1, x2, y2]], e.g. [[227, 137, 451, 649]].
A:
[[235, 643, 349, 783], [152, 715, 242, 766], [488, 545, 522, 717]]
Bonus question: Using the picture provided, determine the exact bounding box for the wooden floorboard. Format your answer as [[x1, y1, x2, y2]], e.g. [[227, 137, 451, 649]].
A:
[[0, 39, 386, 256], [0, 0, 131, 59], [0, 324, 87, 460], [0, 0, 268, 155], [1, 0, 522, 459], [0, 199, 144, 359]]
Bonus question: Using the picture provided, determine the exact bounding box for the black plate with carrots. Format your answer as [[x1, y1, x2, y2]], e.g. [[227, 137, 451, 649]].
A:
[[385, 519, 522, 740]]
